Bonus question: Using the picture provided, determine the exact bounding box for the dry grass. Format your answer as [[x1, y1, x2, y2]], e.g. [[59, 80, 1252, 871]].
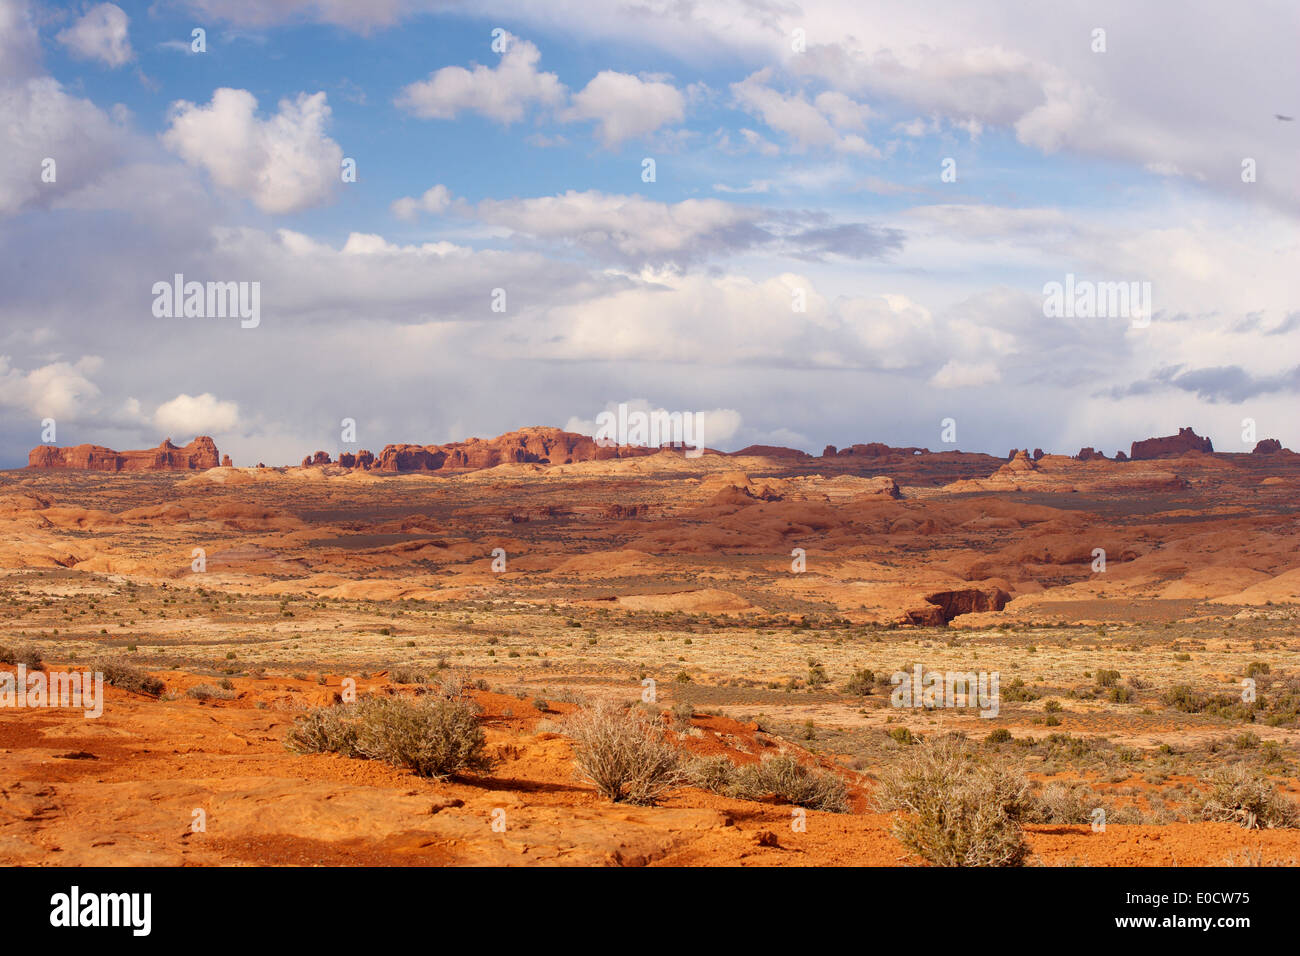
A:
[[1196, 763, 1299, 829], [729, 753, 850, 812], [564, 700, 684, 805], [875, 734, 1032, 866], [285, 695, 492, 779]]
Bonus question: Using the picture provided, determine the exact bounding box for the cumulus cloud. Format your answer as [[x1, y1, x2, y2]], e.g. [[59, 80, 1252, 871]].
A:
[[0, 355, 102, 420], [180, 0, 410, 30], [395, 36, 564, 123], [731, 69, 878, 156], [562, 71, 685, 147], [0, 0, 127, 217], [0, 0, 39, 81], [153, 392, 240, 435], [390, 184, 452, 221], [56, 3, 134, 68], [469, 189, 902, 266], [929, 359, 1002, 388], [565, 399, 742, 447], [162, 88, 343, 214]]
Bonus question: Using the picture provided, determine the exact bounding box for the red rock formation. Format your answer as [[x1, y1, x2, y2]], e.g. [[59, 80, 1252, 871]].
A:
[[905, 587, 1010, 626], [731, 445, 811, 458], [826, 442, 930, 459], [1130, 427, 1213, 460], [1076, 447, 1108, 461], [28, 437, 221, 472], [221, 454, 233, 468], [1252, 439, 1285, 454], [373, 427, 662, 473]]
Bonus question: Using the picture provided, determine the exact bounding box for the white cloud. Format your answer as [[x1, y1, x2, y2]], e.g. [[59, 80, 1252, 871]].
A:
[[56, 3, 134, 68], [0, 355, 102, 420], [0, 0, 127, 217], [562, 71, 685, 147], [180, 0, 409, 30], [0, 0, 39, 81], [162, 88, 343, 214], [468, 189, 901, 265], [390, 184, 452, 220], [395, 36, 564, 123], [153, 392, 240, 435], [929, 359, 1002, 388], [730, 69, 879, 156], [565, 399, 742, 446], [0, 77, 127, 216]]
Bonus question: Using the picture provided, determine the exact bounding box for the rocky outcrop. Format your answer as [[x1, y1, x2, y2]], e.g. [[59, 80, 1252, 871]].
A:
[[730, 445, 810, 458], [1252, 439, 1287, 454], [28, 437, 221, 472], [1076, 447, 1108, 461], [824, 442, 929, 459], [372, 427, 663, 473], [905, 586, 1010, 625], [221, 454, 233, 468], [1130, 427, 1212, 460]]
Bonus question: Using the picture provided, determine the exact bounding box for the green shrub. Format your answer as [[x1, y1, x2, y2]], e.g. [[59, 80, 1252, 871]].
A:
[[842, 668, 876, 696]]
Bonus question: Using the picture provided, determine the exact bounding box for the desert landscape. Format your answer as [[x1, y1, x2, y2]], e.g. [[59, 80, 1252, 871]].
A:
[[4, 0, 1297, 899], [4, 425, 1299, 867]]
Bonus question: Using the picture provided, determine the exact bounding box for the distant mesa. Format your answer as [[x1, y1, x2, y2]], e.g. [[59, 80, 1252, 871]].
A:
[[1252, 438, 1289, 454], [1075, 447, 1108, 461], [28, 437, 221, 472], [821, 442, 930, 458], [298, 427, 672, 473], [1130, 427, 1212, 460], [731, 445, 810, 459]]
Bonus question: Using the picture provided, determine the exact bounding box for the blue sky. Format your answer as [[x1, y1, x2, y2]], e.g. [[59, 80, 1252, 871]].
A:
[[2, 0, 1298, 466]]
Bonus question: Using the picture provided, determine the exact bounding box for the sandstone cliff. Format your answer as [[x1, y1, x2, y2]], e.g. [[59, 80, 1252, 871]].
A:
[[28, 437, 221, 472], [1130, 427, 1212, 460]]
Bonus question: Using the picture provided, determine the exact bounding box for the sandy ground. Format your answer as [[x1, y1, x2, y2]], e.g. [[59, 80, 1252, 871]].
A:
[[2, 447, 1299, 866]]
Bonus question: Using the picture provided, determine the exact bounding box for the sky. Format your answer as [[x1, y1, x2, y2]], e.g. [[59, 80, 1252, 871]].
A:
[[1, 0, 1297, 467]]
